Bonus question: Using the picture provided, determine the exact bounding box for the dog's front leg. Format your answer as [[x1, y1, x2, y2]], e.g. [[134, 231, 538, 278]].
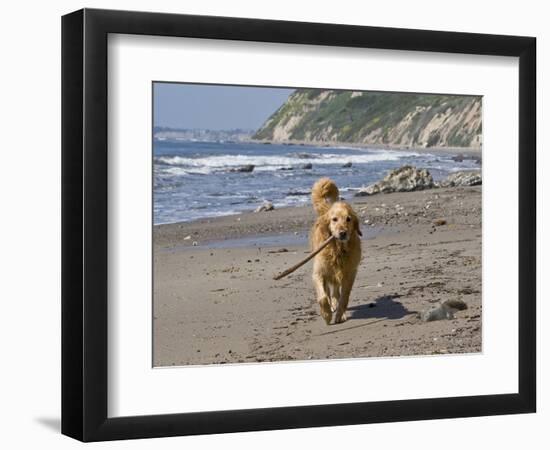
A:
[[329, 284, 341, 313], [334, 272, 357, 324], [313, 273, 332, 325]]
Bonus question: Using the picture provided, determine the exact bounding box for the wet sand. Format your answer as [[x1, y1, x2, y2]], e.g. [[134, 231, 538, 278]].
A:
[[153, 186, 482, 366]]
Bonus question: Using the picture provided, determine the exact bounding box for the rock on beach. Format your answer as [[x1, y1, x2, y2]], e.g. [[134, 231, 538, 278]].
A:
[[355, 165, 482, 197], [439, 171, 482, 187], [255, 202, 275, 213], [355, 165, 434, 196]]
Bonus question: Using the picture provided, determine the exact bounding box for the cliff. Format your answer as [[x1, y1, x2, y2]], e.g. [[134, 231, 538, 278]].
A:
[[253, 89, 482, 149]]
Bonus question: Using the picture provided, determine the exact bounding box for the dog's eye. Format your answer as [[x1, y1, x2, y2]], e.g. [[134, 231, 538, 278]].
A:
[[332, 217, 338, 222], [346, 216, 351, 222]]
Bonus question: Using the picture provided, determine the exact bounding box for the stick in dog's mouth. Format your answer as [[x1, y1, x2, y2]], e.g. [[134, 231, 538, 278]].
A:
[[273, 235, 336, 281]]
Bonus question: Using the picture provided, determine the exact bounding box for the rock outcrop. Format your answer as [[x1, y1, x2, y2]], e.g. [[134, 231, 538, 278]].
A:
[[254, 89, 482, 149], [439, 171, 482, 187], [355, 167, 482, 197], [355, 166, 434, 196]]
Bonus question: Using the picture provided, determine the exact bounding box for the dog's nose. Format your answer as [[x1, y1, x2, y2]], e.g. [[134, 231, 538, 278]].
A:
[[338, 231, 347, 240]]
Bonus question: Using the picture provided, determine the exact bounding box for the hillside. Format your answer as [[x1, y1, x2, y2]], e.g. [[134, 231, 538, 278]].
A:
[[253, 89, 482, 149]]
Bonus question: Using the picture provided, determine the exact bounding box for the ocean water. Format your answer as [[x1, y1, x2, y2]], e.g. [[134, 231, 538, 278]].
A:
[[153, 141, 479, 225]]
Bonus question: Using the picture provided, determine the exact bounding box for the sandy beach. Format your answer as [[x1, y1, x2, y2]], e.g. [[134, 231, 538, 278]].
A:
[[153, 185, 482, 367]]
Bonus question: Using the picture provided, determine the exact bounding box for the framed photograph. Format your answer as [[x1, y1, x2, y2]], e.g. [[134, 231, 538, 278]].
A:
[[61, 8, 536, 442]]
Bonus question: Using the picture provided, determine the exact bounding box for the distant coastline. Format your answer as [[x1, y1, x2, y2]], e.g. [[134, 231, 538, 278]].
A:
[[246, 138, 482, 157], [153, 132, 482, 157]]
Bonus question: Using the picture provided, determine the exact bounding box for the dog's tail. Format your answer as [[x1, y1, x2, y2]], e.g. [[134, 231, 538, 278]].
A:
[[311, 178, 339, 216]]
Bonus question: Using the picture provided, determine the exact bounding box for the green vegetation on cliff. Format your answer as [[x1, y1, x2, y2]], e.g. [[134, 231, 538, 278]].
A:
[[253, 89, 482, 148]]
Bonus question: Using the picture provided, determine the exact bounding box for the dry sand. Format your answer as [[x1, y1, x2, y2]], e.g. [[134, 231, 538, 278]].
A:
[[153, 186, 482, 366]]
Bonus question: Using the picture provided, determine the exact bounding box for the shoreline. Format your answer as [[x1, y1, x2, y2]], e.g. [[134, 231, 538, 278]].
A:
[[154, 167, 482, 234], [154, 182, 480, 248], [154, 140, 482, 226], [154, 200, 387, 250]]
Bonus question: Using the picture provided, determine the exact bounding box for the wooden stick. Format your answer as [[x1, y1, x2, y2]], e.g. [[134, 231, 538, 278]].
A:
[[273, 235, 335, 280]]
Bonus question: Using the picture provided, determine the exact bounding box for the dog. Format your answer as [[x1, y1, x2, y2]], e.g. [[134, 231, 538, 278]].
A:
[[310, 178, 362, 325]]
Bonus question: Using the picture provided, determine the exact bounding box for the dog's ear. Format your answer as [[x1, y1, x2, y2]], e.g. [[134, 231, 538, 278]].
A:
[[316, 214, 332, 240], [352, 211, 362, 237]]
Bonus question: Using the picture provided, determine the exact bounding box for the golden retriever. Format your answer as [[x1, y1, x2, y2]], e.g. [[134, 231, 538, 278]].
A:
[[310, 178, 362, 325]]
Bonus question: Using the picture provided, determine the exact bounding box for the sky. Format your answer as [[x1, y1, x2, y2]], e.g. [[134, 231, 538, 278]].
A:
[[153, 83, 294, 130]]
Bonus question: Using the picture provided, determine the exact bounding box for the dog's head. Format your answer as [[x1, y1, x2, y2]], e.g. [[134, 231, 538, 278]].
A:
[[324, 202, 362, 242]]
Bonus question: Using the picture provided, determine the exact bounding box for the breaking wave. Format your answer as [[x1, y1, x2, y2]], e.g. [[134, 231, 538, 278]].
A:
[[154, 149, 420, 175]]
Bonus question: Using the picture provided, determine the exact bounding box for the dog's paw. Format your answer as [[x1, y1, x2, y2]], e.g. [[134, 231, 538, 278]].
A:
[[319, 296, 332, 325], [329, 297, 338, 313], [334, 311, 347, 324]]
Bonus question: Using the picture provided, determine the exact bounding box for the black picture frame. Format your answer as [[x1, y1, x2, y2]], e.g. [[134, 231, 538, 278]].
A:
[[61, 8, 536, 442]]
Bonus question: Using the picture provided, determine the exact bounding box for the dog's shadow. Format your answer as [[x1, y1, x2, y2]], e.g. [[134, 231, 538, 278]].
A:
[[348, 295, 410, 320]]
